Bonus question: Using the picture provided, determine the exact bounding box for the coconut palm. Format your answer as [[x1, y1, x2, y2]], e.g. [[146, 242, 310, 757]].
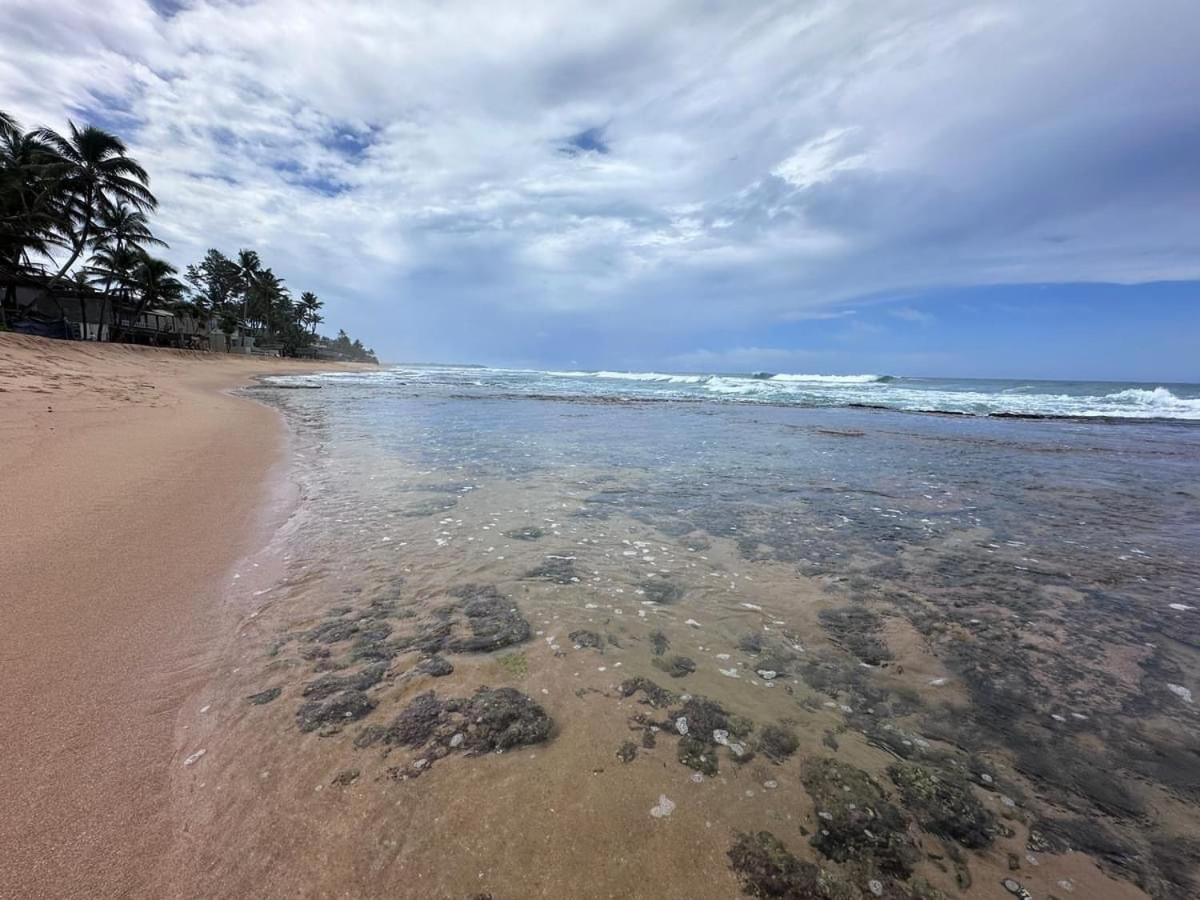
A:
[[82, 202, 166, 338], [0, 116, 66, 276], [34, 121, 156, 290], [299, 290, 324, 333], [128, 252, 184, 319]]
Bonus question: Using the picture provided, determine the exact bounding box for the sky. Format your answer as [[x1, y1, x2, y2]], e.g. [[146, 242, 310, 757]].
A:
[[1, 0, 1198, 380]]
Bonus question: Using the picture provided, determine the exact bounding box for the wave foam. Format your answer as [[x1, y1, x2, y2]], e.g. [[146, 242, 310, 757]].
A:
[[768, 373, 888, 384], [589, 371, 707, 384]]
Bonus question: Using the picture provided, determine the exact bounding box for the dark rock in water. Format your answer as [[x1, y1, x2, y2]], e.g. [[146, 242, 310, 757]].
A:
[[304, 619, 360, 644], [354, 724, 389, 749], [801, 757, 917, 876], [887, 764, 996, 849], [302, 663, 388, 701], [504, 526, 544, 541], [387, 691, 446, 747], [675, 695, 746, 739], [758, 724, 799, 762], [447, 687, 552, 752], [299, 644, 331, 661], [381, 686, 552, 763], [569, 629, 603, 649], [331, 768, 360, 786], [617, 741, 638, 763], [350, 638, 402, 662], [417, 655, 454, 677], [356, 621, 394, 644], [640, 579, 684, 604], [326, 606, 353, 617], [525, 556, 578, 584], [296, 689, 376, 733], [247, 687, 282, 705], [641, 729, 657, 749], [738, 632, 765, 654], [652, 655, 696, 678], [649, 629, 670, 656], [728, 831, 823, 898], [678, 735, 719, 776], [619, 676, 677, 709], [819, 606, 892, 666], [445, 586, 532, 653]]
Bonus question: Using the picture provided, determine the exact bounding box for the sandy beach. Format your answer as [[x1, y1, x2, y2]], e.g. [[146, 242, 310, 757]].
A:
[[0, 335, 357, 899]]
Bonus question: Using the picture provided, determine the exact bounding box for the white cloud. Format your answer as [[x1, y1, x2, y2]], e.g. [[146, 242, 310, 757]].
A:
[[1, 0, 1197, 362]]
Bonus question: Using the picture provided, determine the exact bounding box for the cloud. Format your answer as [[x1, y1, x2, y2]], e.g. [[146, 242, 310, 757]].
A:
[[1, 0, 1197, 364]]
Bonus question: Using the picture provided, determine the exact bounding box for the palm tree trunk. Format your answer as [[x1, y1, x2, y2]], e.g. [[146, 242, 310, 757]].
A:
[[45, 190, 94, 292]]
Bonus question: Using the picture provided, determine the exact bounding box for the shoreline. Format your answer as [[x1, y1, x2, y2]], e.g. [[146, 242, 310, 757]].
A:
[[0, 335, 360, 899]]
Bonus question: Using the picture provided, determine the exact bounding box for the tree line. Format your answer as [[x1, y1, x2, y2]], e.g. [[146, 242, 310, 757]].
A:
[[0, 109, 376, 361]]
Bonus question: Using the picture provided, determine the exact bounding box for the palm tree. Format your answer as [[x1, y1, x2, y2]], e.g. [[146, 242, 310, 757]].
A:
[[1, 114, 65, 325], [299, 290, 324, 334], [130, 253, 183, 316], [34, 121, 156, 291], [85, 243, 141, 336], [1, 115, 65, 280], [236, 248, 262, 324], [85, 202, 166, 339]]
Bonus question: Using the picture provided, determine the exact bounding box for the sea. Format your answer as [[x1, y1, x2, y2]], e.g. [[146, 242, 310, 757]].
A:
[[189, 365, 1200, 898], [269, 365, 1200, 419]]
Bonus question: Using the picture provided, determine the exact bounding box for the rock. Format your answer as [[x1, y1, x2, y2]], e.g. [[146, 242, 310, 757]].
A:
[[247, 687, 282, 705], [649, 629, 670, 656], [387, 692, 446, 747], [379, 687, 552, 776], [418, 655, 454, 677], [757, 670, 778, 681], [650, 794, 676, 818], [617, 741, 638, 763], [641, 580, 684, 604], [183, 749, 206, 767], [331, 768, 360, 786], [758, 723, 799, 762], [302, 663, 387, 701], [446, 586, 532, 652], [569, 629, 603, 649], [526, 556, 578, 584], [727, 831, 825, 899], [1166, 683, 1193, 703], [296, 689, 376, 733], [675, 717, 689, 735], [801, 757, 918, 876], [505, 526, 544, 541], [868, 879, 884, 897], [304, 619, 360, 644], [652, 655, 696, 678], [677, 736, 719, 776], [1002, 878, 1033, 899], [443, 686, 553, 752], [618, 677, 677, 709], [887, 764, 996, 850]]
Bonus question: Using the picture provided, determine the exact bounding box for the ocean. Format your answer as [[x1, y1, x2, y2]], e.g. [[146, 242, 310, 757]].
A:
[[191, 365, 1200, 897], [270, 365, 1200, 419]]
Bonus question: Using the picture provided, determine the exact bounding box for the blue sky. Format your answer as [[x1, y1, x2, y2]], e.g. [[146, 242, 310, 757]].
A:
[[1, 0, 1197, 380]]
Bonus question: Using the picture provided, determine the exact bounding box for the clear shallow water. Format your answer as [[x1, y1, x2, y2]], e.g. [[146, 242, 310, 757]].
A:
[[269, 365, 1200, 419], [224, 370, 1200, 898]]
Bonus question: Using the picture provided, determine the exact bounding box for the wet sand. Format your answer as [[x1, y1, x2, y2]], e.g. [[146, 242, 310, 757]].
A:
[[0, 335, 360, 899]]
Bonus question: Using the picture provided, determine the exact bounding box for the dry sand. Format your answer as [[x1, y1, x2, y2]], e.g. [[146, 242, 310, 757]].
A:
[[0, 335, 358, 899]]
